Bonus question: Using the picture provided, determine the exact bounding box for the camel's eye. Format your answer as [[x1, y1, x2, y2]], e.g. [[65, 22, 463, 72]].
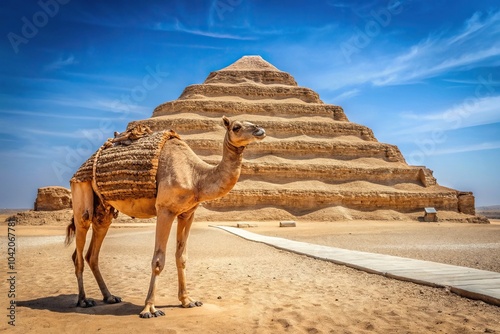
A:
[[232, 124, 241, 132]]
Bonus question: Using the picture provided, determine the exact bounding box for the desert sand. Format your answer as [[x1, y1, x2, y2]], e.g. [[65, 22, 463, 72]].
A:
[[1, 217, 499, 333]]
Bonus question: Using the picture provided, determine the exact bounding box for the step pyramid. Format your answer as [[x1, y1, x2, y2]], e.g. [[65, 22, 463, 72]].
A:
[[128, 56, 481, 221]]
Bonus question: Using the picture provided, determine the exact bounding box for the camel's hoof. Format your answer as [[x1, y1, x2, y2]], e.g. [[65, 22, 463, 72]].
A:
[[139, 310, 165, 319], [77, 299, 96, 308], [184, 301, 203, 308], [139, 312, 153, 319], [103, 295, 122, 304], [154, 310, 165, 317]]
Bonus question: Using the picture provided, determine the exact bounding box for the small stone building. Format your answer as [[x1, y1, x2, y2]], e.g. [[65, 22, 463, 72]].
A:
[[424, 207, 438, 222]]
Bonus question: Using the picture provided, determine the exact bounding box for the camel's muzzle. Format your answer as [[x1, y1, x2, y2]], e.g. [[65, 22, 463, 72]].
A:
[[253, 128, 266, 139]]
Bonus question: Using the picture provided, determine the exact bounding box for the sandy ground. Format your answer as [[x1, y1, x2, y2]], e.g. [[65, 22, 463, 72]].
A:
[[1, 219, 500, 333]]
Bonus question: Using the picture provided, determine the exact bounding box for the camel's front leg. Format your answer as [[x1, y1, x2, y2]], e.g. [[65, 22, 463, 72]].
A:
[[140, 208, 176, 318], [176, 209, 203, 308]]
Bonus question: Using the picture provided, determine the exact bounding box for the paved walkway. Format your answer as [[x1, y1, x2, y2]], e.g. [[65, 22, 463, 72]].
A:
[[214, 226, 500, 307]]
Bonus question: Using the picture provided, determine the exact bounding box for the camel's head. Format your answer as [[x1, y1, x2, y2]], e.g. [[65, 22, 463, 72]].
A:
[[222, 116, 266, 149]]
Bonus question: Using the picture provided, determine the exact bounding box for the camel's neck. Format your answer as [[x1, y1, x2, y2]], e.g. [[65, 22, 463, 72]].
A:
[[199, 134, 244, 202]]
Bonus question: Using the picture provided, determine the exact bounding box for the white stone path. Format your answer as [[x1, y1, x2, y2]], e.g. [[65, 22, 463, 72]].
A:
[[214, 226, 500, 307]]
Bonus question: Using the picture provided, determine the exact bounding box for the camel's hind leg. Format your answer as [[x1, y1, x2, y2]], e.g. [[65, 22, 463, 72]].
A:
[[85, 204, 121, 304], [176, 208, 202, 308], [70, 181, 95, 307]]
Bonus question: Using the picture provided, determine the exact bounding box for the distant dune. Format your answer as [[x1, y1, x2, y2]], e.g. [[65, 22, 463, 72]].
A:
[[0, 208, 30, 216], [477, 205, 500, 219]]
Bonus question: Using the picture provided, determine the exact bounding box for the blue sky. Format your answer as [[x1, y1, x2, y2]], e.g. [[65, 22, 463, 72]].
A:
[[1, 0, 499, 208]]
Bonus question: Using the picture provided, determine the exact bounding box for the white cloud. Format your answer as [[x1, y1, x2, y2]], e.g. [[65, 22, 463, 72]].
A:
[[331, 89, 361, 102], [313, 9, 500, 90], [10, 96, 150, 116], [20, 128, 86, 139], [0, 109, 115, 121], [393, 95, 500, 136], [154, 19, 255, 40], [327, 1, 351, 9], [446, 11, 488, 46], [431, 141, 500, 156], [44, 55, 77, 72], [372, 11, 500, 86], [442, 77, 500, 85], [0, 149, 49, 160]]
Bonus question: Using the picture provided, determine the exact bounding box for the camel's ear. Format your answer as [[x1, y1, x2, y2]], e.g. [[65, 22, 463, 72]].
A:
[[222, 116, 231, 129]]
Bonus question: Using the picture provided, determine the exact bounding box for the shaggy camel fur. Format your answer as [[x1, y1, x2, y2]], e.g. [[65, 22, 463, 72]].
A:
[[66, 116, 266, 318]]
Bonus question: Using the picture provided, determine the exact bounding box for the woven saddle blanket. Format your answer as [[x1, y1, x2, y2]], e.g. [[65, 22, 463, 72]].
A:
[[71, 127, 180, 202]]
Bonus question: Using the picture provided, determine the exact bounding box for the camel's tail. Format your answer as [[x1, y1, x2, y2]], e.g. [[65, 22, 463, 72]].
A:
[[65, 217, 76, 246]]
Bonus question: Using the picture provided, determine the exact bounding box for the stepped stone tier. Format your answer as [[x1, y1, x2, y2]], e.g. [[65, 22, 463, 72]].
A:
[[128, 55, 482, 221]]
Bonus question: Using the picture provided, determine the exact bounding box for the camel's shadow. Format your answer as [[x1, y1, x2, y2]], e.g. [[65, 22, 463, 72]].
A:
[[17, 294, 181, 316]]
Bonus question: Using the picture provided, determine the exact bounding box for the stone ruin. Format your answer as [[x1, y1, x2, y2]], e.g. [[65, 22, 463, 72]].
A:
[[122, 55, 485, 222], [34, 186, 71, 211]]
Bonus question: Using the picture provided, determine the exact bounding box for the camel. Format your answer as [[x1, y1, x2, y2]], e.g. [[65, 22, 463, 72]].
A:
[[65, 116, 266, 318]]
